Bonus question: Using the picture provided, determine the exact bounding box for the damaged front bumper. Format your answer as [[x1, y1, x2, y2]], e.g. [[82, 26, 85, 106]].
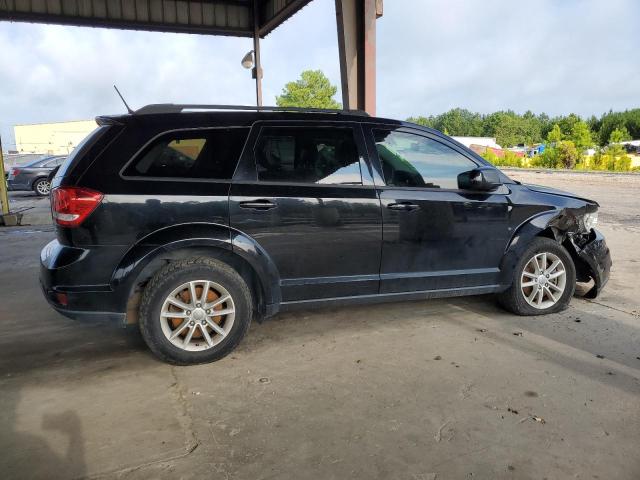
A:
[[569, 228, 611, 298]]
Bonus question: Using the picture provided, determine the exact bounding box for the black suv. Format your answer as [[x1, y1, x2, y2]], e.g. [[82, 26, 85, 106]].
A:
[[40, 105, 611, 365]]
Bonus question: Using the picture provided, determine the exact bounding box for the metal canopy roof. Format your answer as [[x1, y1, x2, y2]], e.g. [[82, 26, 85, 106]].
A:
[[0, 0, 313, 37]]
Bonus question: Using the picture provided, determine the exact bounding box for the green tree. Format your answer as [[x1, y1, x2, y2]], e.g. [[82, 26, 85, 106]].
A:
[[554, 113, 581, 138], [597, 109, 640, 145], [276, 70, 341, 109], [406, 107, 639, 154], [605, 128, 632, 171], [547, 124, 563, 144], [609, 126, 632, 143], [434, 108, 484, 136], [482, 111, 541, 147], [569, 121, 593, 151], [407, 116, 436, 128]]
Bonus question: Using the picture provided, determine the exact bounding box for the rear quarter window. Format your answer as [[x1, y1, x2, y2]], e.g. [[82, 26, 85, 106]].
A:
[[123, 128, 249, 180], [54, 125, 109, 180]]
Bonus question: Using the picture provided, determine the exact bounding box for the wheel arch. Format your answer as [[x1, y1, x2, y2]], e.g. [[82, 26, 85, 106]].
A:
[[111, 223, 281, 324], [499, 209, 570, 287]]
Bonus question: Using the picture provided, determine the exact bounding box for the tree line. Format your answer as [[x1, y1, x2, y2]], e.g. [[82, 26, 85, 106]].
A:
[[407, 108, 639, 148]]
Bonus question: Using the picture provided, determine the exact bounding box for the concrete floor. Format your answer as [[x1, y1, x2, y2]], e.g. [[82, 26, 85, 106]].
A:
[[1, 171, 639, 479]]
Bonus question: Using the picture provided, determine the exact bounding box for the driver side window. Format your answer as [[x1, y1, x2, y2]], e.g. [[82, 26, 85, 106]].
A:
[[373, 129, 477, 189]]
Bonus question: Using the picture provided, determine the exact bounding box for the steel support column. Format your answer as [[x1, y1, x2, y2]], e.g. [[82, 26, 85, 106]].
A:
[[0, 136, 9, 215], [252, 0, 263, 107], [335, 0, 382, 115]]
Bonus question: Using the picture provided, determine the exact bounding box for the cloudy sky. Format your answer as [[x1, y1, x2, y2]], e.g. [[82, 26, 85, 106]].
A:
[[1, 0, 639, 149]]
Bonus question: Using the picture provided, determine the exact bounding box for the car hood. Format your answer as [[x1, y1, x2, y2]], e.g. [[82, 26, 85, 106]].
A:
[[523, 183, 598, 206]]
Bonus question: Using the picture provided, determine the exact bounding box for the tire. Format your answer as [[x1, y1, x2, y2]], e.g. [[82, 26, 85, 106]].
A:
[[138, 257, 253, 365], [33, 178, 51, 196], [497, 237, 576, 316]]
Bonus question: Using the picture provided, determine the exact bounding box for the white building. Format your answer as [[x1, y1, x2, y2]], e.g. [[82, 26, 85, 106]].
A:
[[14, 120, 97, 155], [451, 136, 502, 149]]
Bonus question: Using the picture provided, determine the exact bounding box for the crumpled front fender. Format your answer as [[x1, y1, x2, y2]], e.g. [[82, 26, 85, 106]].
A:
[[499, 204, 605, 293], [567, 229, 611, 298]]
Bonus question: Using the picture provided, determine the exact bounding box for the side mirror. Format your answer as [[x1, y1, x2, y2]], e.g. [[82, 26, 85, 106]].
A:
[[457, 167, 502, 192]]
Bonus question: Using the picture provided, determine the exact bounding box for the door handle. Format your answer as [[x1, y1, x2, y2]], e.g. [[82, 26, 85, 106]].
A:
[[387, 202, 420, 212], [239, 199, 277, 210]]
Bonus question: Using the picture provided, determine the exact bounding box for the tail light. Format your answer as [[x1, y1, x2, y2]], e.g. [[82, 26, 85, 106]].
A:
[[51, 187, 104, 227], [55, 292, 68, 306], [10, 168, 20, 176]]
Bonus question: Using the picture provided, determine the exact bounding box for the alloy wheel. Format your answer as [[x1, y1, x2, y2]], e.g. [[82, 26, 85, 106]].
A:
[[520, 252, 567, 309], [160, 280, 235, 351], [36, 180, 51, 195]]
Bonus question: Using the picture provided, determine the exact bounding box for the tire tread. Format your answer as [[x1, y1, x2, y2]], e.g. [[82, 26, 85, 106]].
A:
[[138, 257, 252, 365], [497, 237, 576, 316]]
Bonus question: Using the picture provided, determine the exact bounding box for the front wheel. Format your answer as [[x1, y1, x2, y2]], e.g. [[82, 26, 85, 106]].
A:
[[33, 178, 51, 196], [498, 237, 576, 316], [138, 257, 253, 365]]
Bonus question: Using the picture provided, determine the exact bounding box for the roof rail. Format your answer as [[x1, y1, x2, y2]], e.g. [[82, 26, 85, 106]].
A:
[[133, 104, 370, 117]]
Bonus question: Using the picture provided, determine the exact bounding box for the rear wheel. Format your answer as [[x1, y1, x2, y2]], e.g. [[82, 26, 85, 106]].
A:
[[138, 257, 252, 365], [33, 178, 51, 196], [498, 237, 576, 316]]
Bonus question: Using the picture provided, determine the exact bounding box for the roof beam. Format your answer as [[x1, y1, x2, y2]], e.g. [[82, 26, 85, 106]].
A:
[[257, 0, 312, 37], [1, 0, 320, 37]]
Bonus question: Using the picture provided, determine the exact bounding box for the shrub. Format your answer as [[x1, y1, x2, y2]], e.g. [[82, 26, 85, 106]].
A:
[[502, 150, 524, 168], [481, 148, 499, 165], [531, 148, 558, 168], [530, 140, 579, 169], [613, 155, 631, 171], [590, 150, 606, 170], [588, 149, 632, 171], [481, 148, 523, 168], [556, 141, 579, 169]]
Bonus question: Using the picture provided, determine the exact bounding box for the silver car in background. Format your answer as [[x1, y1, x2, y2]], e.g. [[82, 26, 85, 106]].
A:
[[7, 155, 66, 196]]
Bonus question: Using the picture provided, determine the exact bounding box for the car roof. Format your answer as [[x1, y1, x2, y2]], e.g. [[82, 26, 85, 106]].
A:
[[95, 106, 455, 149], [18, 155, 59, 167], [96, 109, 405, 128]]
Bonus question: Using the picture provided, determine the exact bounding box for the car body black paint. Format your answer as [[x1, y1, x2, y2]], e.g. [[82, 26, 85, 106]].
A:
[[40, 110, 611, 325]]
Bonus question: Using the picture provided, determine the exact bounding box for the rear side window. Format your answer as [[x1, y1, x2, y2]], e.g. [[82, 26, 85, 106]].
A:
[[123, 128, 249, 179], [254, 126, 362, 185]]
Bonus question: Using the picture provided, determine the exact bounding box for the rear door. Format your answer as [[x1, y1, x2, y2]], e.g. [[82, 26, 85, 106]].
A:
[[229, 121, 382, 302], [363, 125, 511, 293]]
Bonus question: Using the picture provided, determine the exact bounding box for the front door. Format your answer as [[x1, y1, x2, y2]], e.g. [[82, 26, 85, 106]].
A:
[[230, 122, 382, 302], [364, 126, 512, 294]]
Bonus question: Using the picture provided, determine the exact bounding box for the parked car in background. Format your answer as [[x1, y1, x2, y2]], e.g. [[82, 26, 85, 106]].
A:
[[7, 155, 66, 196], [623, 143, 640, 154]]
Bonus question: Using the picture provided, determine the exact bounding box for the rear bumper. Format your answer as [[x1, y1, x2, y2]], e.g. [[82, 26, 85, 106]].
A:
[[571, 229, 611, 298], [7, 179, 31, 191], [40, 240, 127, 325]]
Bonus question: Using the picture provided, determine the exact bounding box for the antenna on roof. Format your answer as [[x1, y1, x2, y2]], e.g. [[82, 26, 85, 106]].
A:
[[113, 85, 134, 114]]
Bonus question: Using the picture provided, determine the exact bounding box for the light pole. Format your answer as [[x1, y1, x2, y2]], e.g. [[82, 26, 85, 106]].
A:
[[241, 0, 263, 107]]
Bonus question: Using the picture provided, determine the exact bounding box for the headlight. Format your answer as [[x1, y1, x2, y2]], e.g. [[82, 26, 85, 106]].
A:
[[582, 212, 598, 231]]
